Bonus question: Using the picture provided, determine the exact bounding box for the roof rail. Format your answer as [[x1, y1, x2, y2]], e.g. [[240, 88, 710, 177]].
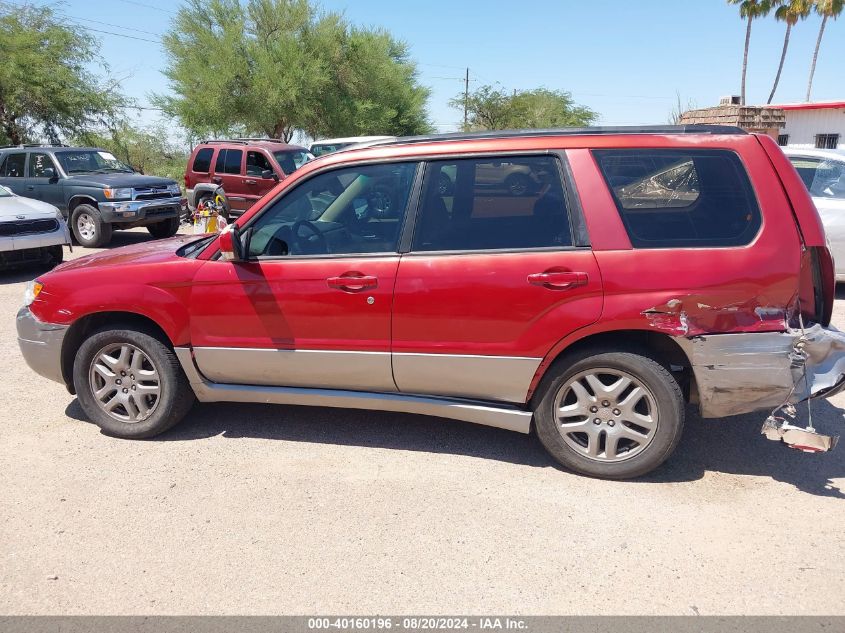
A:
[[199, 138, 290, 145], [342, 125, 748, 152], [0, 143, 70, 149]]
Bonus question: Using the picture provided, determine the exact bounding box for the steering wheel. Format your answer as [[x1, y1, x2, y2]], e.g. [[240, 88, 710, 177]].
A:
[[291, 220, 328, 254]]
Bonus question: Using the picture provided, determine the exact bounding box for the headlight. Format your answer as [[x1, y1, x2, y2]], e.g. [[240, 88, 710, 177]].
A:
[[24, 280, 43, 306], [167, 183, 181, 196], [103, 188, 133, 200]]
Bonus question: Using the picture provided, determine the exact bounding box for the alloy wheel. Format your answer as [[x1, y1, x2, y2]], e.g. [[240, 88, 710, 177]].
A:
[[88, 343, 161, 422], [553, 368, 658, 462], [76, 213, 96, 241]]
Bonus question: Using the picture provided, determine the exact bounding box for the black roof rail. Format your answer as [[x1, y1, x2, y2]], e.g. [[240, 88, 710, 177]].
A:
[[344, 125, 748, 152], [0, 143, 70, 149], [199, 138, 290, 145]]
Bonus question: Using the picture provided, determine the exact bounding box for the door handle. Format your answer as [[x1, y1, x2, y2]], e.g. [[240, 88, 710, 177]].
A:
[[211, 177, 222, 184], [527, 270, 588, 290], [244, 179, 257, 185], [26, 185, 34, 190], [327, 274, 378, 292]]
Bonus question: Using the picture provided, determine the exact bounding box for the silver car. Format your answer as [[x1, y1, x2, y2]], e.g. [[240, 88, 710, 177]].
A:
[[0, 185, 70, 270], [785, 148, 845, 279]]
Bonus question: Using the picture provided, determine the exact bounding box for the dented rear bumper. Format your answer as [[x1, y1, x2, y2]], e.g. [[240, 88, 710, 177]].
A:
[[676, 324, 845, 419]]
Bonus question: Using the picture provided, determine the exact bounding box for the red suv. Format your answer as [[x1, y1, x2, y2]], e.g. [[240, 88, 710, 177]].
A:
[[17, 127, 843, 478], [185, 138, 312, 218]]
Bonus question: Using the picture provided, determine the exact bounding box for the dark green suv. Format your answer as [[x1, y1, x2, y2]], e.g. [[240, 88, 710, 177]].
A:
[[0, 145, 182, 247]]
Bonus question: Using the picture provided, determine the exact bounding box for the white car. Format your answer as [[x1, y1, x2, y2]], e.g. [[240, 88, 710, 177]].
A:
[[0, 185, 70, 270], [309, 135, 393, 157], [785, 148, 845, 279]]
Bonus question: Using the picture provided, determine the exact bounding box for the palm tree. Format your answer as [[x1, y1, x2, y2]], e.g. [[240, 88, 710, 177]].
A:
[[767, 0, 812, 104], [806, 0, 844, 101], [728, 0, 773, 105]]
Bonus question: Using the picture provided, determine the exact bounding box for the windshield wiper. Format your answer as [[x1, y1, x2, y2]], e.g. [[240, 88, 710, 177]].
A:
[[93, 168, 134, 174]]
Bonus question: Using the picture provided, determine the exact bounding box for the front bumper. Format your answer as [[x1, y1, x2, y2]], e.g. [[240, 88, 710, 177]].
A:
[[16, 306, 68, 386], [678, 324, 845, 419], [100, 196, 182, 223]]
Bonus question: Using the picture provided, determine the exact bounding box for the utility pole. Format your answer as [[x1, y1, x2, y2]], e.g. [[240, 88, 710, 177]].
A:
[[463, 67, 469, 130]]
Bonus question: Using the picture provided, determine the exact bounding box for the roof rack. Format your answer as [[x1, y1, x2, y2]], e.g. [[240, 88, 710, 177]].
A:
[[341, 125, 748, 152], [0, 143, 70, 149], [200, 138, 290, 145]]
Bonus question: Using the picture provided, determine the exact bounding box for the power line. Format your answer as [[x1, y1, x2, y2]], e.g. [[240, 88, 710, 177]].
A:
[[113, 0, 178, 16]]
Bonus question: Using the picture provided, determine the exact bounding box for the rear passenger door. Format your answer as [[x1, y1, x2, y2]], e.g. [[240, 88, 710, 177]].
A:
[[391, 154, 603, 404], [213, 148, 248, 213]]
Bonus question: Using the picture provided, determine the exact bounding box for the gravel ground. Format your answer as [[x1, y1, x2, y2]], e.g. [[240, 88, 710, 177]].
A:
[[1, 229, 843, 615]]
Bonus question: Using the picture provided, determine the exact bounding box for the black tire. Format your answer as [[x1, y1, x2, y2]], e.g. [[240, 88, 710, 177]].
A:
[[147, 217, 180, 239], [73, 327, 195, 439], [533, 348, 684, 479], [505, 173, 531, 196], [71, 204, 112, 248]]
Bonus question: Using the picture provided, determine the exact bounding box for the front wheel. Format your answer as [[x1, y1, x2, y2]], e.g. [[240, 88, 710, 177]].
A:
[[533, 350, 684, 479], [71, 204, 112, 248], [73, 327, 195, 439], [147, 217, 180, 239]]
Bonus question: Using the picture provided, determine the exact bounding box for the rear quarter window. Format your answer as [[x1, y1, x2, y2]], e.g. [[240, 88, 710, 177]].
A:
[[593, 149, 761, 248], [192, 148, 214, 173]]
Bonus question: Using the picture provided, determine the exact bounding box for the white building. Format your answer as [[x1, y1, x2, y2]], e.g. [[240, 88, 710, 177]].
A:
[[768, 101, 845, 150]]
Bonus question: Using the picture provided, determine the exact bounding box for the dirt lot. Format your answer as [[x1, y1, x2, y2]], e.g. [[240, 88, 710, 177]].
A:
[[1, 229, 843, 615]]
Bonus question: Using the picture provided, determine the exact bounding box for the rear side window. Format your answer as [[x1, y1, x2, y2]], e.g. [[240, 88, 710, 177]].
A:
[[192, 148, 213, 172], [214, 149, 243, 175], [1, 152, 26, 177], [593, 149, 761, 248], [412, 156, 573, 252]]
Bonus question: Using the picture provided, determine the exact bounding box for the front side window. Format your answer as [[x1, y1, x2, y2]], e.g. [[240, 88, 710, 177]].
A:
[[247, 161, 418, 257], [1, 153, 26, 177], [412, 155, 573, 252], [246, 151, 272, 176], [28, 153, 58, 178], [593, 149, 761, 248], [790, 156, 845, 200]]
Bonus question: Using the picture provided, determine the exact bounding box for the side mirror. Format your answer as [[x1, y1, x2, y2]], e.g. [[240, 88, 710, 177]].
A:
[[261, 169, 280, 182], [218, 225, 244, 262], [43, 167, 57, 181]]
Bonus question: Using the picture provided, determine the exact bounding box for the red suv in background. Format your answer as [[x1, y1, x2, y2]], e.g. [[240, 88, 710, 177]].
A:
[[185, 138, 312, 218], [17, 126, 844, 479]]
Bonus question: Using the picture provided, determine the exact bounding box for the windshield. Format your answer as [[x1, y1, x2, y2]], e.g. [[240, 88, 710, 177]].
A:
[[310, 143, 350, 157], [273, 149, 312, 174], [55, 150, 135, 175], [0, 185, 12, 198], [791, 156, 845, 200]]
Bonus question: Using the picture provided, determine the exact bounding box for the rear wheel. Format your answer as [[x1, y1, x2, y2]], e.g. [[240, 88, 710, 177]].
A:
[[533, 349, 684, 479], [147, 217, 180, 239], [71, 204, 112, 248], [73, 327, 195, 439]]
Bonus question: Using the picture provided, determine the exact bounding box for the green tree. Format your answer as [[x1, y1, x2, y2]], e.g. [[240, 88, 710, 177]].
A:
[[727, 0, 773, 105], [450, 85, 596, 131], [74, 122, 189, 182], [767, 0, 812, 104], [806, 0, 844, 101], [154, 0, 431, 141], [0, 4, 127, 145]]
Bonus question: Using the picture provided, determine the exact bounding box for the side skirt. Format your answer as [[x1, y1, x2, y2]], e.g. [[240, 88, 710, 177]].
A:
[[174, 347, 533, 434]]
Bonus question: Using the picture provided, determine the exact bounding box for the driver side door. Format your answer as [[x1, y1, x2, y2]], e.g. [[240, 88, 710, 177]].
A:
[[188, 161, 420, 392]]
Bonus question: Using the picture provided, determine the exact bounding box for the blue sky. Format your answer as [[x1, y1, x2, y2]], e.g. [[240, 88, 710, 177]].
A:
[[23, 0, 845, 139]]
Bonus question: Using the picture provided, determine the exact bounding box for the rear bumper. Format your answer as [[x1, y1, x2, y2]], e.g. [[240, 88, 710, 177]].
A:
[[16, 306, 67, 385], [678, 324, 845, 418]]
